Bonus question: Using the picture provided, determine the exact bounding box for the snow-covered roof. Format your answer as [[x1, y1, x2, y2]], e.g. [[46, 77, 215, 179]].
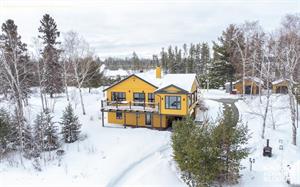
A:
[[272, 79, 289, 85], [136, 70, 197, 93], [233, 77, 264, 85], [104, 69, 131, 78]]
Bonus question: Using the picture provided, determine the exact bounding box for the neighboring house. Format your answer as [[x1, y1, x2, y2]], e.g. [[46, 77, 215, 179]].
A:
[[100, 67, 200, 129], [272, 79, 288, 94], [233, 77, 263, 95]]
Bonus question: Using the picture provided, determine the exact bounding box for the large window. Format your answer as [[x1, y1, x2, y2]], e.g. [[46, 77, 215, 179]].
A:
[[111, 92, 126, 101], [133, 92, 145, 106], [165, 96, 181, 109], [148, 93, 155, 103]]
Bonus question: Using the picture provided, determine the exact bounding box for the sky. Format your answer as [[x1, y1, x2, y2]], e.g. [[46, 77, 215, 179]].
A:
[[0, 0, 299, 59]]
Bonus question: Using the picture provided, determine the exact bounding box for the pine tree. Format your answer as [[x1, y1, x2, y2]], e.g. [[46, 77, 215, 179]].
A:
[[212, 106, 249, 185], [200, 42, 211, 75], [33, 111, 47, 153], [38, 14, 64, 98], [172, 118, 220, 187], [0, 109, 11, 155], [160, 48, 168, 74], [172, 111, 249, 186], [61, 104, 81, 143], [33, 109, 59, 151], [132, 52, 140, 71], [10, 108, 33, 155], [0, 19, 31, 102]]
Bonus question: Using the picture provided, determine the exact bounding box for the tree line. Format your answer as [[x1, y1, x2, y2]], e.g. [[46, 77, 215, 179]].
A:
[[0, 14, 104, 164]]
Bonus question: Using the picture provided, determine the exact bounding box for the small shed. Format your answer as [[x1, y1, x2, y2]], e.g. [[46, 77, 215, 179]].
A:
[[272, 79, 288, 94], [233, 77, 263, 95]]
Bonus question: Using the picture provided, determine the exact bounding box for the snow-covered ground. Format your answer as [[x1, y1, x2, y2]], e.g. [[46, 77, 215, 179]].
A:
[[0, 88, 299, 186], [236, 94, 300, 186], [0, 87, 185, 187]]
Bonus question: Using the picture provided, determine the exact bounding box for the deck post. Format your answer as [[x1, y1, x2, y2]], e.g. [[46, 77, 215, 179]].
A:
[[124, 111, 127, 128], [129, 101, 131, 110], [101, 100, 105, 127], [144, 100, 146, 110], [136, 111, 139, 128], [160, 114, 162, 130]]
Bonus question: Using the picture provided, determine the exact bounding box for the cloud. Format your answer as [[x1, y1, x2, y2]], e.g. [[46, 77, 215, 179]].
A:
[[0, 0, 299, 58]]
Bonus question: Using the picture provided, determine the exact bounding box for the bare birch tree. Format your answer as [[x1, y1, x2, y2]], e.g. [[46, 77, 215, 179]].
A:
[[275, 14, 300, 145], [0, 19, 32, 161], [62, 31, 98, 115]]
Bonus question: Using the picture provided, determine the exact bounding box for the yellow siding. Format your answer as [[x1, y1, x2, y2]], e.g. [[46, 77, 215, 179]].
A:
[[272, 81, 288, 93], [234, 80, 260, 94], [108, 111, 167, 128], [156, 93, 188, 116], [106, 75, 157, 103], [191, 79, 198, 93], [104, 73, 199, 129]]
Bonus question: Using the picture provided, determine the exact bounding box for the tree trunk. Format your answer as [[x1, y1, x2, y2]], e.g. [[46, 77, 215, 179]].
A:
[[79, 87, 86, 115], [262, 95, 270, 139], [288, 84, 297, 145]]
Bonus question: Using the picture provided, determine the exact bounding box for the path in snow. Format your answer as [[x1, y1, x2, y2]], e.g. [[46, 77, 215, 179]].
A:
[[209, 98, 240, 123], [106, 144, 171, 187]]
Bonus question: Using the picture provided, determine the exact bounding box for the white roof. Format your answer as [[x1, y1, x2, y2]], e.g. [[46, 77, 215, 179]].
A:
[[233, 77, 264, 85], [272, 79, 288, 85], [136, 70, 197, 93], [104, 69, 131, 77]]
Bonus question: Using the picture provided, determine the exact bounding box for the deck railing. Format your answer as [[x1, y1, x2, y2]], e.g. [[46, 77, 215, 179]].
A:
[[101, 100, 159, 112]]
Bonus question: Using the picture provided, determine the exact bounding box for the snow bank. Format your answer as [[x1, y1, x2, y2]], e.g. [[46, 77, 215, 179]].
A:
[[201, 89, 240, 100], [289, 160, 300, 185]]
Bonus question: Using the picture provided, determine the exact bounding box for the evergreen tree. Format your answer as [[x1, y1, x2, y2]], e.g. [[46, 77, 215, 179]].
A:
[[33, 110, 47, 153], [34, 109, 59, 151], [38, 14, 64, 98], [0, 109, 11, 155], [172, 110, 249, 186], [0, 19, 31, 103], [167, 46, 175, 73], [187, 44, 196, 73], [212, 24, 244, 91], [61, 104, 81, 143], [194, 43, 201, 75], [182, 43, 188, 73], [160, 48, 168, 74], [172, 118, 219, 187], [200, 42, 211, 75], [212, 106, 249, 185], [132, 52, 140, 71], [10, 108, 33, 154]]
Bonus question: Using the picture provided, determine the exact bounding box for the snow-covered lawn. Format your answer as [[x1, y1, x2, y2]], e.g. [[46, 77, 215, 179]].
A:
[[0, 88, 185, 187], [237, 94, 300, 186], [0, 88, 299, 186]]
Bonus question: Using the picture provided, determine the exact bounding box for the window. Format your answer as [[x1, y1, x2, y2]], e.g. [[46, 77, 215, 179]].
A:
[[148, 93, 154, 103], [116, 111, 122, 119], [111, 92, 126, 101], [133, 92, 145, 106], [165, 96, 181, 109]]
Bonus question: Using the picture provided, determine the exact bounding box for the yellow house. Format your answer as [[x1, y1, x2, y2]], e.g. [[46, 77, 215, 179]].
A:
[[233, 77, 263, 95], [272, 79, 288, 94], [101, 67, 200, 129]]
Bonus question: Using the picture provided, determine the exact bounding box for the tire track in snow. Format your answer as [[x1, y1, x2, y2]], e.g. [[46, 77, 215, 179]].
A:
[[106, 144, 170, 187]]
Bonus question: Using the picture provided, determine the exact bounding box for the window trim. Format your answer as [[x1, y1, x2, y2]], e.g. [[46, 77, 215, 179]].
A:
[[148, 93, 155, 103], [111, 92, 126, 102], [133, 92, 145, 105], [165, 96, 181, 110]]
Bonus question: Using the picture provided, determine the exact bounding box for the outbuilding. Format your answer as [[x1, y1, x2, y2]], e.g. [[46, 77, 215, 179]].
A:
[[272, 79, 288, 94], [233, 77, 263, 95]]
